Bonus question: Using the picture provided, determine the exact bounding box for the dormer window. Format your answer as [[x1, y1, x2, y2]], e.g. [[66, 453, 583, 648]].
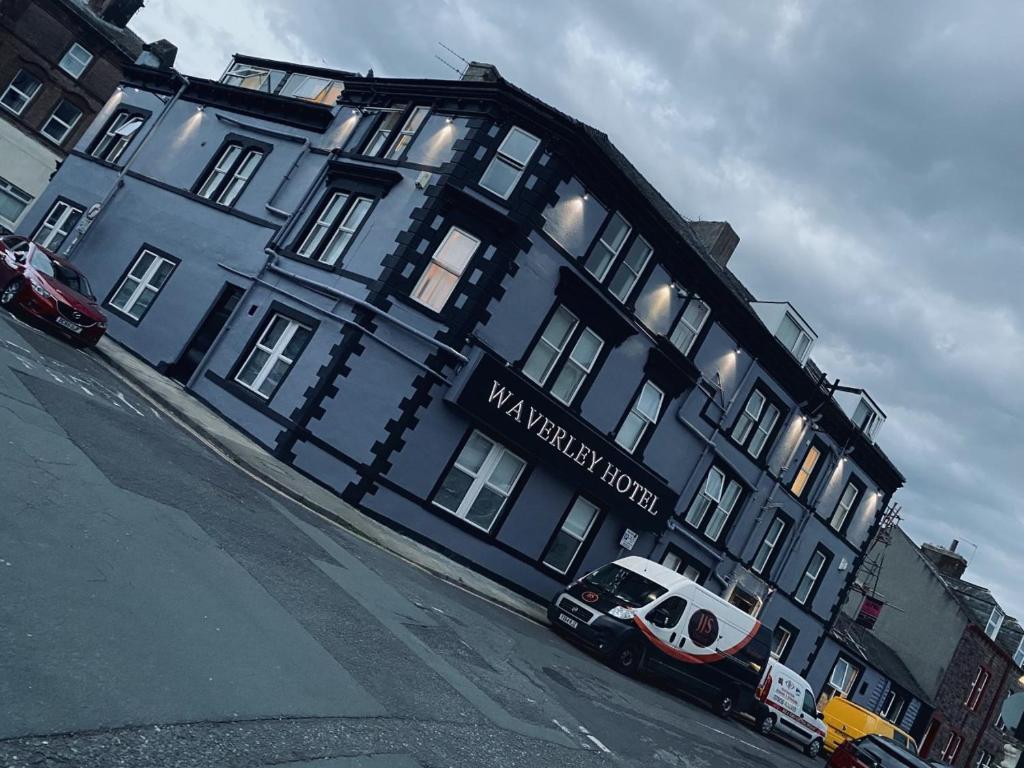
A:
[[985, 607, 1004, 639], [852, 398, 883, 439], [1014, 636, 1024, 668], [777, 312, 813, 362]]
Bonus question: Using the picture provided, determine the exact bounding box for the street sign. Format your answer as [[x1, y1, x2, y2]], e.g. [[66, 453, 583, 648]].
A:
[[1000, 692, 1024, 736], [619, 528, 638, 551]]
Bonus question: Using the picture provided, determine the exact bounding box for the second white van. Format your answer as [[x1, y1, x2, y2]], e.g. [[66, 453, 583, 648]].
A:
[[752, 658, 827, 757]]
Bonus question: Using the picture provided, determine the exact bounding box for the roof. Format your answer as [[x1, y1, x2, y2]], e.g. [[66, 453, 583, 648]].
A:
[[832, 613, 932, 704], [61, 0, 145, 61], [229, 53, 359, 81]]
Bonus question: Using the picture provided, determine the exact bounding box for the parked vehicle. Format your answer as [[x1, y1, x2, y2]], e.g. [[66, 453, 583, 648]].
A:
[[548, 556, 772, 717], [752, 658, 827, 757], [822, 695, 918, 754], [826, 734, 931, 767], [0, 236, 106, 347]]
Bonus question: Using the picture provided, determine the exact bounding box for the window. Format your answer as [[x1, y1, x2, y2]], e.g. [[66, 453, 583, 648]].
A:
[[777, 312, 813, 362], [684, 466, 742, 542], [363, 108, 408, 157], [940, 732, 962, 763], [0, 176, 32, 226], [58, 43, 93, 79], [661, 550, 704, 583], [879, 689, 904, 722], [830, 481, 862, 532], [852, 398, 883, 439], [1, 70, 42, 115], [295, 193, 373, 265], [279, 73, 342, 104], [108, 249, 176, 321], [608, 237, 652, 302], [434, 432, 526, 532], [196, 143, 265, 206], [522, 306, 603, 406], [543, 497, 599, 574], [985, 607, 1005, 639], [965, 667, 990, 710], [752, 515, 787, 575], [731, 388, 782, 460], [615, 381, 664, 454], [91, 111, 145, 163], [410, 227, 480, 312], [221, 63, 283, 92], [977, 750, 993, 767], [771, 623, 796, 662], [1014, 636, 1024, 668], [668, 298, 711, 355], [478, 125, 540, 199], [33, 200, 83, 251], [795, 548, 828, 605], [384, 106, 430, 160], [40, 100, 82, 144], [790, 443, 823, 498], [584, 213, 631, 282], [828, 657, 859, 697], [234, 314, 313, 399], [652, 597, 688, 630]]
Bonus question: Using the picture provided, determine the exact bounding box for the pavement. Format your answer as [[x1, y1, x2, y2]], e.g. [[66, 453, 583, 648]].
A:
[[0, 309, 823, 768]]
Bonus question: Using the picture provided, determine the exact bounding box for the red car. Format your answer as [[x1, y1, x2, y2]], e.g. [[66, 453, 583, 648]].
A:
[[828, 735, 932, 767], [0, 235, 107, 347]]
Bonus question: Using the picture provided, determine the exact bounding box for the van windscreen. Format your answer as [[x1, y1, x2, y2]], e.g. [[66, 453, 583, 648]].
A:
[[582, 564, 667, 607]]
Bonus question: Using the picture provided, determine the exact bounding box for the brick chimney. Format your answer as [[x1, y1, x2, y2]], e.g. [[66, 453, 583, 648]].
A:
[[135, 39, 177, 69], [690, 221, 740, 268], [86, 0, 144, 28], [461, 62, 501, 82], [921, 540, 968, 579]]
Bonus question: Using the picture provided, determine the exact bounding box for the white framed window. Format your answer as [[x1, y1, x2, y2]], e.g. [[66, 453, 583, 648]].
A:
[[661, 551, 703, 582], [940, 732, 962, 763], [363, 108, 408, 157], [91, 111, 145, 163], [548, 328, 603, 405], [279, 73, 342, 104], [197, 144, 264, 206], [731, 388, 782, 460], [385, 106, 430, 159], [879, 689, 903, 721], [433, 431, 526, 532], [752, 516, 786, 574], [795, 549, 828, 604], [410, 227, 480, 312], [977, 749, 993, 767], [522, 307, 603, 405], [986, 607, 1005, 639], [109, 249, 176, 321], [221, 63, 281, 92], [852, 398, 883, 439], [58, 43, 93, 79], [584, 213, 632, 282], [684, 466, 743, 542], [40, 99, 82, 144], [543, 497, 599, 574], [478, 125, 540, 199], [790, 443, 822, 498], [828, 657, 858, 697], [965, 667, 990, 710], [523, 306, 578, 385], [771, 624, 793, 660], [1014, 636, 1024, 668], [296, 193, 373, 265], [608, 237, 652, 302], [669, 298, 711, 355], [235, 315, 313, 399], [33, 200, 83, 251], [777, 312, 813, 362], [615, 381, 664, 454], [0, 176, 33, 226], [831, 482, 861, 532], [1, 69, 42, 115]]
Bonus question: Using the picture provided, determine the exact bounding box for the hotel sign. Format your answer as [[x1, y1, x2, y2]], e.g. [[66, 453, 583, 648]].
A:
[[451, 353, 677, 529]]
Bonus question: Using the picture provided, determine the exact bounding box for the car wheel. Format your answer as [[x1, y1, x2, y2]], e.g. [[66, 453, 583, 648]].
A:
[[610, 638, 644, 676], [715, 689, 736, 718], [0, 279, 21, 308], [805, 737, 823, 758], [757, 712, 776, 736]]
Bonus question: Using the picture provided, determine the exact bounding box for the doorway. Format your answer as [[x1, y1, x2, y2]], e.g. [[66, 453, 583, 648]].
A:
[[167, 283, 243, 384]]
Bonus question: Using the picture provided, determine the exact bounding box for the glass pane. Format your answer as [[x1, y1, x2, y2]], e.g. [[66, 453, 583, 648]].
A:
[[465, 487, 504, 530], [500, 127, 540, 164], [433, 229, 479, 272], [549, 364, 584, 404], [130, 287, 156, 317], [584, 242, 615, 280], [404, 106, 430, 133], [216, 145, 242, 171], [321, 193, 349, 224], [522, 343, 558, 385], [237, 348, 270, 386], [149, 259, 174, 290], [542, 307, 577, 348], [434, 467, 474, 513], [670, 323, 695, 353], [456, 432, 493, 474], [615, 412, 645, 452], [110, 278, 139, 310], [320, 229, 353, 265], [411, 265, 458, 311], [746, 391, 766, 418], [607, 265, 635, 302], [282, 325, 311, 359], [601, 214, 630, 252], [343, 197, 373, 229], [636, 383, 663, 419], [732, 412, 755, 444], [486, 451, 524, 493], [685, 495, 712, 528], [570, 329, 602, 367], [563, 499, 598, 538], [684, 299, 710, 328], [543, 531, 578, 573], [704, 468, 725, 501], [261, 316, 290, 348], [624, 238, 653, 270], [56, 100, 81, 123], [259, 358, 291, 396], [129, 251, 156, 279], [235, 151, 263, 180], [479, 157, 519, 197]]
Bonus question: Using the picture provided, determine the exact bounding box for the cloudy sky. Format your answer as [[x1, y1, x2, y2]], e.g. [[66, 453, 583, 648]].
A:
[[131, 1, 1024, 617]]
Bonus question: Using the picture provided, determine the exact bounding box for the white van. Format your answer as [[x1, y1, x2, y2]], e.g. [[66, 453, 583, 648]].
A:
[[548, 556, 773, 718], [752, 658, 827, 757]]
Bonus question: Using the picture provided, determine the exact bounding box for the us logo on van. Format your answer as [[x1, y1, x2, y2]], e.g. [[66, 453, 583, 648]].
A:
[[688, 610, 719, 647]]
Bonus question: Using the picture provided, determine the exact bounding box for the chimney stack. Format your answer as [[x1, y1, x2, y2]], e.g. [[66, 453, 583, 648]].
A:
[[921, 541, 968, 579], [690, 221, 740, 268], [86, 0, 144, 28], [460, 62, 501, 83]]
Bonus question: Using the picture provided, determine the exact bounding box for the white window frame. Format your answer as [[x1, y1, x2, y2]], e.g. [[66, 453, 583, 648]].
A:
[[548, 327, 603, 405], [385, 106, 430, 160], [831, 482, 860, 532], [879, 689, 902, 721], [478, 125, 540, 199], [197, 144, 264, 206], [221, 63, 276, 91], [297, 192, 373, 265], [584, 213, 632, 282], [1, 69, 42, 115], [409, 227, 480, 312], [33, 200, 83, 250], [279, 73, 342, 103], [0, 176, 34, 227], [109, 250, 175, 320], [777, 312, 813, 362], [1014, 636, 1024, 668], [977, 749, 993, 767], [752, 516, 786, 575], [669, 298, 711, 355], [614, 381, 664, 454], [58, 43, 93, 79], [363, 108, 407, 157], [731, 388, 781, 460], [940, 732, 962, 763], [523, 306, 579, 386], [40, 99, 82, 144], [608, 237, 652, 302], [852, 398, 882, 439], [770, 625, 792, 660], [828, 657, 858, 697], [91, 112, 144, 163], [433, 432, 526, 533], [795, 549, 827, 605], [234, 315, 312, 398], [543, 497, 599, 575], [986, 607, 1005, 639], [965, 667, 990, 710], [684, 466, 743, 542]]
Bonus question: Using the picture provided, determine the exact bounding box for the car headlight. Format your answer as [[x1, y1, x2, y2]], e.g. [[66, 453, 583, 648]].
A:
[[608, 605, 636, 620], [29, 279, 52, 298]]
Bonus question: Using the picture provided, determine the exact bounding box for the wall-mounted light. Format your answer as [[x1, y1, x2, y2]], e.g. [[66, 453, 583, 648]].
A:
[[670, 281, 684, 298], [445, 116, 453, 124], [735, 348, 743, 356], [196, 104, 206, 112], [582, 191, 589, 201]]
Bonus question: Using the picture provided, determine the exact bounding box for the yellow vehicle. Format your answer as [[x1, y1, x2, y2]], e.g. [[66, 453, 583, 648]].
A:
[[821, 696, 918, 753]]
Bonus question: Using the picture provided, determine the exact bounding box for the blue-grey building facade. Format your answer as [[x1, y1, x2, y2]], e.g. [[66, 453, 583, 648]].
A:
[[16, 54, 905, 677]]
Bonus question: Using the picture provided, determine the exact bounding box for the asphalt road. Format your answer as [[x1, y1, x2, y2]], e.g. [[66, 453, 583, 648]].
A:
[[0, 309, 823, 768]]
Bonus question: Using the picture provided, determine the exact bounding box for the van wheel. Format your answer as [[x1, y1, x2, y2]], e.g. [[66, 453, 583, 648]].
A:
[[757, 712, 776, 736], [714, 689, 736, 718], [611, 638, 644, 676], [805, 738, 823, 758]]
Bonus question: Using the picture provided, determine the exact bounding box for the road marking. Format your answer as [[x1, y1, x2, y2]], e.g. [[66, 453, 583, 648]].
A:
[[551, 719, 574, 738]]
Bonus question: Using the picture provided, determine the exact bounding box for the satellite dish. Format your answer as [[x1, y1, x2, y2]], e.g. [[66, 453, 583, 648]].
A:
[[1000, 692, 1024, 734]]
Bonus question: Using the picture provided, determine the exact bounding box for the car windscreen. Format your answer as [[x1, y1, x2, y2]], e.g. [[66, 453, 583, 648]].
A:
[[582, 564, 667, 607], [31, 251, 93, 298], [859, 737, 932, 767]]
